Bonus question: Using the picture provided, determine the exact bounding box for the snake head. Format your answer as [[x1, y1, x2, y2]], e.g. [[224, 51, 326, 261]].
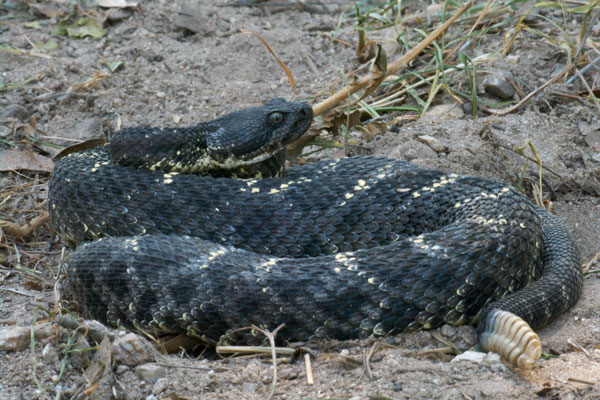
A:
[[206, 98, 313, 166]]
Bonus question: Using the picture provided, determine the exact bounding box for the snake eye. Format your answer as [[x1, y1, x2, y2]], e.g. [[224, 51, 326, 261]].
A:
[[269, 112, 284, 126]]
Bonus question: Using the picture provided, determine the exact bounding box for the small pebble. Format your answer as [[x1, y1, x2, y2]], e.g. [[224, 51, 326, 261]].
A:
[[2, 104, 30, 121], [68, 336, 90, 370], [241, 382, 256, 393], [135, 364, 166, 384], [152, 377, 169, 395], [482, 70, 516, 100], [115, 365, 130, 374], [440, 325, 457, 338], [417, 135, 446, 153], [42, 343, 59, 363], [112, 333, 156, 367]]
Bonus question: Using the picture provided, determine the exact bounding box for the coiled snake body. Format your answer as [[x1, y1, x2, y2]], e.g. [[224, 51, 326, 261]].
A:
[[49, 99, 583, 369]]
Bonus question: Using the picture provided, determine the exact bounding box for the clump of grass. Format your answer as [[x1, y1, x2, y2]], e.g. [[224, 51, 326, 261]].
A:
[[295, 0, 600, 158]]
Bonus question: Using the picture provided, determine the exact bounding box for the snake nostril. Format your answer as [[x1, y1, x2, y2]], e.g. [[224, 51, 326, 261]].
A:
[[300, 105, 313, 119]]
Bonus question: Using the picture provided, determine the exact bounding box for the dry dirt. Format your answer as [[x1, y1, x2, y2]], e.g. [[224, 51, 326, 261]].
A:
[[1, 1, 600, 399]]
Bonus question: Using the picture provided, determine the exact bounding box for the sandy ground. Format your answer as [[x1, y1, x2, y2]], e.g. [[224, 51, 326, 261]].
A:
[[1, 1, 600, 399]]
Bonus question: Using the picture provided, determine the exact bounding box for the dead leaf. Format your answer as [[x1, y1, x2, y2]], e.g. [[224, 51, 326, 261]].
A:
[[578, 121, 600, 137], [53, 138, 107, 160], [0, 149, 54, 172], [53, 18, 106, 39], [67, 73, 109, 93], [83, 336, 111, 383], [28, 3, 66, 18], [363, 120, 388, 141]]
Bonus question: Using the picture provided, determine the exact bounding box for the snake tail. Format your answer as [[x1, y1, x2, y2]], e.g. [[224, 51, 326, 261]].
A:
[[476, 210, 582, 368]]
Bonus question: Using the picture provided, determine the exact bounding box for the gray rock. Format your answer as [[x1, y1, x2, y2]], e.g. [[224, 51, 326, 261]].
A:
[[0, 327, 29, 351], [85, 320, 112, 343], [42, 343, 59, 363], [69, 335, 90, 370], [111, 333, 156, 367], [152, 377, 169, 395], [174, 3, 227, 35], [440, 325, 457, 338], [135, 364, 166, 384], [2, 104, 30, 121], [483, 70, 516, 99], [241, 382, 256, 393], [115, 364, 130, 374]]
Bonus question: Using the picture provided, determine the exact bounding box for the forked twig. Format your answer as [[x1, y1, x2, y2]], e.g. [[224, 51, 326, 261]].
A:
[[0, 212, 50, 239]]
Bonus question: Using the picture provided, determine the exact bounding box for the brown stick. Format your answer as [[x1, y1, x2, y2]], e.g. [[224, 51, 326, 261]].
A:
[[312, 1, 473, 117], [0, 212, 50, 239]]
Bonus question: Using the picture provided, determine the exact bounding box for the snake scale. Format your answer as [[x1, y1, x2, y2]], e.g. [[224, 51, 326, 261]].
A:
[[49, 99, 583, 369]]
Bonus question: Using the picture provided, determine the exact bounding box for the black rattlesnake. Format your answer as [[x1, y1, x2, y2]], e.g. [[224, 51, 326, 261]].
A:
[[49, 99, 583, 369]]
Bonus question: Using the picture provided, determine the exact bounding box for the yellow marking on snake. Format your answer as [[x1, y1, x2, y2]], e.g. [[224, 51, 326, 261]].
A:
[[269, 188, 279, 194], [208, 249, 226, 261], [345, 193, 354, 199], [163, 173, 175, 184], [258, 259, 277, 271], [251, 188, 260, 193]]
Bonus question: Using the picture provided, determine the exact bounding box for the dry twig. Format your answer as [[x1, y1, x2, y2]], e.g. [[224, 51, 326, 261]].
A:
[[0, 212, 50, 239]]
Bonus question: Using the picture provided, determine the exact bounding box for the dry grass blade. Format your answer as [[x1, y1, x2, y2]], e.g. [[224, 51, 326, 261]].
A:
[[583, 251, 600, 274], [216, 345, 296, 356], [567, 338, 591, 359], [241, 29, 296, 96], [513, 140, 544, 208], [443, 0, 495, 64], [250, 324, 285, 400], [304, 353, 314, 385], [217, 324, 285, 400], [567, 376, 597, 385]]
